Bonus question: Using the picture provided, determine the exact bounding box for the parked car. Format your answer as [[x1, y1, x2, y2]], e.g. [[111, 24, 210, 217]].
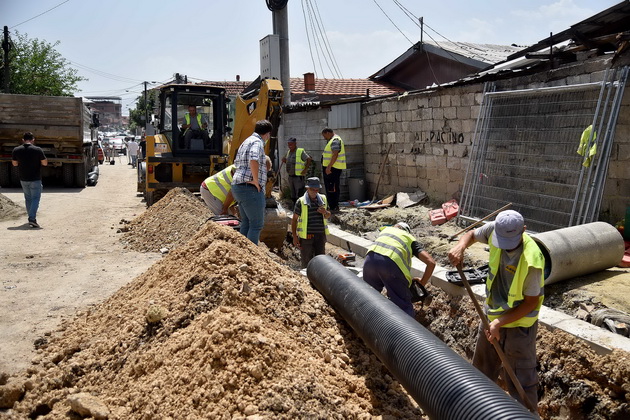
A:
[[109, 138, 127, 155], [97, 141, 105, 164]]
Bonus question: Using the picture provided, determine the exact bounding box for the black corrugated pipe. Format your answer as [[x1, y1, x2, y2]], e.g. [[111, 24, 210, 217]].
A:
[[307, 255, 536, 420]]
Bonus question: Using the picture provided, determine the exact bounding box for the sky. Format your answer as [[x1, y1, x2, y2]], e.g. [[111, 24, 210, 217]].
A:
[[2, 0, 621, 115]]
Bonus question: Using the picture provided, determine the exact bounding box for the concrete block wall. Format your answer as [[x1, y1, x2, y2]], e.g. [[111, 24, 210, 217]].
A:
[[362, 84, 481, 203], [281, 109, 364, 201]]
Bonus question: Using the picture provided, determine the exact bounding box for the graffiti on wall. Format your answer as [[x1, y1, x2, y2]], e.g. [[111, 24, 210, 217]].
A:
[[415, 131, 465, 144]]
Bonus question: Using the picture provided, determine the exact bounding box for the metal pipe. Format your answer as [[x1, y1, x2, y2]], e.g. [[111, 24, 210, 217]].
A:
[[531, 221, 624, 285], [306, 255, 536, 420]]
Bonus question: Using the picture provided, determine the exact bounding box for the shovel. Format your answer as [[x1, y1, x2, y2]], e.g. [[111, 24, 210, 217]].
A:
[[455, 264, 537, 413]]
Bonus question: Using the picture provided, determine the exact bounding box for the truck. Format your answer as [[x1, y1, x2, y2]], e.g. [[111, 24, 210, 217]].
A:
[[0, 93, 100, 188], [139, 78, 287, 248]]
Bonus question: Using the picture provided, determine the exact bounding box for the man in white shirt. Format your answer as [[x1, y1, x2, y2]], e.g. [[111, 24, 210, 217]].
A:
[[127, 139, 140, 168]]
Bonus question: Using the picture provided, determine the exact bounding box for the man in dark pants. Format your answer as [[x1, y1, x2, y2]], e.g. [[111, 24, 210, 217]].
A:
[[321, 128, 345, 212], [448, 210, 544, 413], [291, 177, 331, 268], [363, 222, 435, 317], [11, 132, 48, 228], [282, 137, 312, 204]]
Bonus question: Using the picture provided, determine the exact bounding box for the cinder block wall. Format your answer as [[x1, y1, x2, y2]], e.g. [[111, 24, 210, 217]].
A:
[[282, 108, 364, 201], [361, 56, 629, 223], [362, 84, 482, 203]]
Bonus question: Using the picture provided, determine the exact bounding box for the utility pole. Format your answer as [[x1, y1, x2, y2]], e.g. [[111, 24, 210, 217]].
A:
[[2, 26, 10, 93], [271, 3, 291, 106]]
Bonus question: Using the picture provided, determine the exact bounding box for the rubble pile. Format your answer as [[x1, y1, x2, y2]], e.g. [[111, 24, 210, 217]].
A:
[[4, 221, 423, 419], [0, 193, 24, 222], [120, 188, 210, 253]]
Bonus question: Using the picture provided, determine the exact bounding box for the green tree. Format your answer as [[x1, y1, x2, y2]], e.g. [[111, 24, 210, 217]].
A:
[[129, 90, 158, 130], [1, 31, 85, 96]]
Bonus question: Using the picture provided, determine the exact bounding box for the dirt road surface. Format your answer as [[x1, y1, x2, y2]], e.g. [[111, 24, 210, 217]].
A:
[[0, 161, 160, 375]]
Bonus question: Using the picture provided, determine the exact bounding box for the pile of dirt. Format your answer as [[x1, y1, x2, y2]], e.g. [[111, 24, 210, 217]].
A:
[[0, 193, 25, 222], [120, 188, 210, 253], [4, 221, 423, 419]]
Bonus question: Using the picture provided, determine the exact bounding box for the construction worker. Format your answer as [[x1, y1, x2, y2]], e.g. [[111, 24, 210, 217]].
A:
[[447, 210, 544, 411], [181, 105, 210, 150], [321, 127, 346, 212], [282, 137, 312, 203], [200, 165, 236, 216], [363, 222, 436, 317], [291, 177, 331, 268]]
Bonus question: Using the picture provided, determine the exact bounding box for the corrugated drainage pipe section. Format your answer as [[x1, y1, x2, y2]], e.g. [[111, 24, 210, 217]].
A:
[[307, 255, 536, 420], [532, 222, 624, 285]]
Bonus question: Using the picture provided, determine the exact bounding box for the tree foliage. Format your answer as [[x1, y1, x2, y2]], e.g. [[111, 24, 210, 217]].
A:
[[129, 90, 158, 130], [1, 31, 85, 96]]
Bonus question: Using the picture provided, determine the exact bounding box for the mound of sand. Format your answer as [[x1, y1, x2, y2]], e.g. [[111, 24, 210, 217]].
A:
[[5, 222, 422, 418], [120, 188, 210, 253], [0, 193, 25, 222]]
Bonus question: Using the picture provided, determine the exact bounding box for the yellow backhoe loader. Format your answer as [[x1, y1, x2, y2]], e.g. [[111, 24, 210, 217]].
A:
[[139, 78, 287, 248]]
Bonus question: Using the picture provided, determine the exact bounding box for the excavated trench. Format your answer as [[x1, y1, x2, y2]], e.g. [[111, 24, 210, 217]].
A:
[[2, 189, 628, 419]]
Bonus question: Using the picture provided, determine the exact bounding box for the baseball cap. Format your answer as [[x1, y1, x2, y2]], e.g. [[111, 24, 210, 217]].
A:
[[287, 137, 297, 143], [395, 222, 411, 233], [492, 210, 524, 250]]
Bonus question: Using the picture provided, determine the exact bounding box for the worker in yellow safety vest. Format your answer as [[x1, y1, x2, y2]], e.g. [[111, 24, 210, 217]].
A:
[[291, 177, 331, 268], [282, 137, 313, 203], [363, 222, 436, 317], [200, 165, 237, 216], [448, 210, 544, 412], [321, 127, 346, 212], [181, 105, 210, 150]]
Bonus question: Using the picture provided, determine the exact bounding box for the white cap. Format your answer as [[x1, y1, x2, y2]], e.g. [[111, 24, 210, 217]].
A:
[[395, 222, 411, 233]]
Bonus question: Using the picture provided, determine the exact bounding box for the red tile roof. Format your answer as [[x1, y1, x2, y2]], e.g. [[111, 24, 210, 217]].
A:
[[199, 77, 403, 102]]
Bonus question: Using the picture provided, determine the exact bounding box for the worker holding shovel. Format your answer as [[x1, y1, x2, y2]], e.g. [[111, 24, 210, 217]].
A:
[[448, 210, 544, 412]]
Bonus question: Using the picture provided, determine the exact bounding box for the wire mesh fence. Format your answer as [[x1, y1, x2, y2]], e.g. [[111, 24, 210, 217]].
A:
[[460, 66, 629, 233]]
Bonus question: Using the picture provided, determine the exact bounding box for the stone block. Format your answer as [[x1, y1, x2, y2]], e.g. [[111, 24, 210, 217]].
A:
[[444, 107, 457, 119], [461, 93, 475, 106], [417, 96, 429, 108], [427, 168, 439, 180], [471, 105, 481, 120], [429, 96, 441, 108], [441, 96, 451, 107], [608, 161, 630, 179], [421, 108, 432, 120], [457, 106, 471, 120], [433, 107, 444, 120], [446, 157, 462, 170], [615, 143, 630, 160], [426, 155, 439, 169], [386, 112, 396, 123]]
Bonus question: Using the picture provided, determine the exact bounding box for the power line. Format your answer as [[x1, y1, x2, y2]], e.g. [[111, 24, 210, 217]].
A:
[[301, 0, 318, 76], [10, 0, 72, 29], [372, 0, 413, 45], [66, 59, 144, 84], [303, 1, 326, 78], [310, 0, 343, 78]]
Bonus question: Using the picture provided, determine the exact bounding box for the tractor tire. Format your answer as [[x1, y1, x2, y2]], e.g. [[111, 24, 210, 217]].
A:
[[62, 164, 74, 187], [0, 162, 11, 188], [260, 206, 288, 250], [146, 189, 167, 207], [10, 165, 21, 187], [75, 162, 88, 188]]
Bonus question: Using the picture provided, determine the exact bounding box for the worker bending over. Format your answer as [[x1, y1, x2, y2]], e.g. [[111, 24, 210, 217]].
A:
[[363, 222, 436, 317], [201, 165, 236, 215], [291, 177, 331, 268], [448, 210, 544, 412]]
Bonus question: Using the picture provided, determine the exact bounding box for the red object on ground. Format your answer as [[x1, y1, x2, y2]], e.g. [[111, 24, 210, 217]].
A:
[[620, 241, 630, 268], [429, 208, 447, 226], [442, 199, 459, 220]]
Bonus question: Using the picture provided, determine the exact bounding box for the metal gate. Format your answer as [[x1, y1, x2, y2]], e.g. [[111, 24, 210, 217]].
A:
[[459, 66, 628, 233]]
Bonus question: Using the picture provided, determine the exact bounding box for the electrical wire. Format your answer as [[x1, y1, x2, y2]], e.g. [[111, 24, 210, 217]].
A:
[[310, 0, 343, 78], [66, 59, 144, 84], [303, 1, 326, 78], [372, 0, 413, 45], [301, 0, 318, 77], [10, 0, 72, 29]]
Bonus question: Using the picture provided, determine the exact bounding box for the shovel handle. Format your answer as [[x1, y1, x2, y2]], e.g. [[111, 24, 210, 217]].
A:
[[449, 203, 512, 241], [455, 264, 537, 413]]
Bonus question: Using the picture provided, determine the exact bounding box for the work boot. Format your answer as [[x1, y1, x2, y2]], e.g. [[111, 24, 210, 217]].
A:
[[28, 219, 40, 228]]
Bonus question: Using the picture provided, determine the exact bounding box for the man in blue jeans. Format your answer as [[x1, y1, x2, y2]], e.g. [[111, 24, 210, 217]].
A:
[[231, 120, 273, 244], [12, 132, 48, 228]]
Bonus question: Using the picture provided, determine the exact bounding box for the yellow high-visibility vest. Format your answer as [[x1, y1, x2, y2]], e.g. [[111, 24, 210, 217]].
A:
[[368, 226, 415, 285], [184, 113, 203, 130], [286, 147, 306, 175], [486, 233, 545, 328], [322, 135, 346, 169], [204, 165, 235, 205], [296, 194, 329, 239]]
